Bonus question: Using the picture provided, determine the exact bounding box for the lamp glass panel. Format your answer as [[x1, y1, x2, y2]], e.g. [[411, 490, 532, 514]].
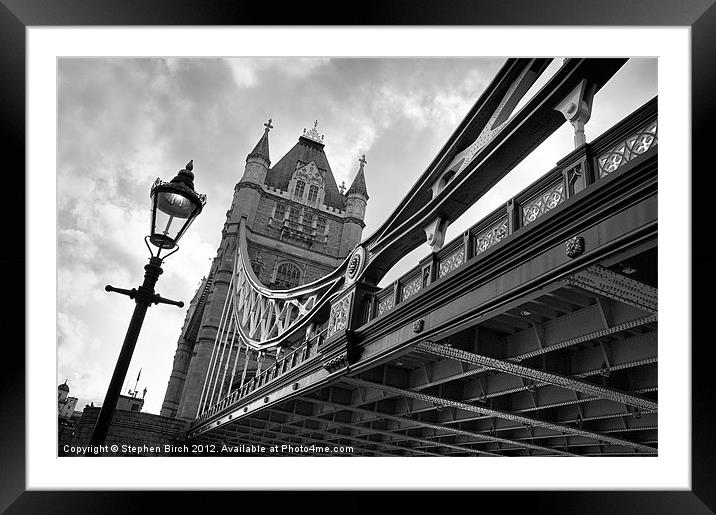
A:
[[151, 189, 197, 248]]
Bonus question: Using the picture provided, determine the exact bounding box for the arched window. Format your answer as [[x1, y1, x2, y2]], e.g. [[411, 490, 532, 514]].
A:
[[274, 203, 286, 220], [307, 184, 319, 205], [294, 180, 306, 200], [275, 262, 301, 289], [302, 210, 314, 228], [289, 207, 300, 223]]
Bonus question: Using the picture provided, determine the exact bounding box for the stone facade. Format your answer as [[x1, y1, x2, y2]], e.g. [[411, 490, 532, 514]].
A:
[[70, 407, 188, 456], [161, 121, 369, 421]]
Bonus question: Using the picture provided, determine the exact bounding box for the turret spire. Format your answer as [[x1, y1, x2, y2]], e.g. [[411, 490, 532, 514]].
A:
[[247, 118, 272, 165], [347, 154, 369, 198]]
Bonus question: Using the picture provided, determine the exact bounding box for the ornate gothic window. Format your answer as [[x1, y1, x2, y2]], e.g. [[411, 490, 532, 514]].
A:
[[289, 207, 300, 223], [275, 262, 301, 289], [307, 184, 319, 206], [274, 203, 286, 220], [303, 210, 314, 228], [294, 180, 306, 200], [317, 217, 327, 234]]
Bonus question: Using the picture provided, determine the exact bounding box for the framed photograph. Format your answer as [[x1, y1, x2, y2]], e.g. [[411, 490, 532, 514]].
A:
[[4, 1, 713, 513]]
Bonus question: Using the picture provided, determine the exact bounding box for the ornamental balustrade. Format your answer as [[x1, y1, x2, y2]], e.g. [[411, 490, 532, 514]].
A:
[[364, 103, 657, 322], [596, 119, 657, 178]]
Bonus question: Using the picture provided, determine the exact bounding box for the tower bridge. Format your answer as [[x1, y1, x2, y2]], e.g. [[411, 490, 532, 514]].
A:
[[163, 58, 658, 456]]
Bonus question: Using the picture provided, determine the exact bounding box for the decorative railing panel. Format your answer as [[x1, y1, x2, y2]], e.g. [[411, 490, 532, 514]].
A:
[[521, 180, 566, 226], [401, 275, 422, 301], [377, 292, 395, 316], [438, 247, 465, 278], [327, 292, 352, 339], [474, 217, 509, 256], [597, 119, 657, 178]]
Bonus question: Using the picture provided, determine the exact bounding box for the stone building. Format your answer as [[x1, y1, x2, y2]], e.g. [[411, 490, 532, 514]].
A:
[[70, 407, 187, 456], [57, 380, 78, 419], [160, 120, 369, 421], [64, 383, 187, 456], [58, 381, 82, 455]]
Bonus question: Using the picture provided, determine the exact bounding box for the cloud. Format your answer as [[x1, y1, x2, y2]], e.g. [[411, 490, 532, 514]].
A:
[[226, 57, 330, 88]]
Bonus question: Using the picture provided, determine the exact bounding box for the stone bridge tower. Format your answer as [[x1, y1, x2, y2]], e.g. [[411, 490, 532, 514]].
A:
[[160, 120, 369, 420]]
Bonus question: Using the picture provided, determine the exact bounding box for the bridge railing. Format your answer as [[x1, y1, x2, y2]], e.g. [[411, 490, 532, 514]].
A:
[[239, 327, 327, 396], [194, 326, 328, 424], [366, 97, 657, 322]]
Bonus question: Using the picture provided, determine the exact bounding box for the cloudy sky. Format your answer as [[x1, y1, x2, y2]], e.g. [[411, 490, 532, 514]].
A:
[[57, 57, 656, 414]]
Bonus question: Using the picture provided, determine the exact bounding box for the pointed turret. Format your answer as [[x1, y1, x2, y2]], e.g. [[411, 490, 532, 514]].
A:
[[241, 118, 273, 187], [340, 155, 369, 256], [347, 154, 369, 199], [246, 118, 273, 166], [232, 119, 274, 228]]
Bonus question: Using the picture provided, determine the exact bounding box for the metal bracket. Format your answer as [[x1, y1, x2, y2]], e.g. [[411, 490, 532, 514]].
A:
[[105, 284, 184, 308], [424, 216, 449, 252], [554, 79, 597, 148]]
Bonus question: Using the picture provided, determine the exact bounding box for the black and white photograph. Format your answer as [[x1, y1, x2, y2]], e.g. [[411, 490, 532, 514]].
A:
[[56, 56, 659, 458], [6, 12, 710, 512]]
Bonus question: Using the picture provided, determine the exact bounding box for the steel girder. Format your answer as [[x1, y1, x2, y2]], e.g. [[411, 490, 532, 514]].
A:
[[296, 396, 575, 456], [297, 390, 657, 454], [259, 407, 498, 457], [240, 358, 654, 453], [414, 341, 657, 410], [566, 266, 657, 314], [222, 408, 449, 457], [341, 377, 657, 454], [405, 314, 657, 393]]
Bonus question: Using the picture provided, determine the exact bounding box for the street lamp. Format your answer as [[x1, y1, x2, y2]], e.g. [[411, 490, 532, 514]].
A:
[[89, 161, 206, 447]]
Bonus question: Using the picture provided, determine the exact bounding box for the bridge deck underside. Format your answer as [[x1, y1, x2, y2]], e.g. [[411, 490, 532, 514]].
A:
[[195, 252, 658, 457]]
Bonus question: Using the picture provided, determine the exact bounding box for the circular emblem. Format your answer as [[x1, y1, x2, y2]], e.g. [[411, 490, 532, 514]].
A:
[[345, 246, 366, 285]]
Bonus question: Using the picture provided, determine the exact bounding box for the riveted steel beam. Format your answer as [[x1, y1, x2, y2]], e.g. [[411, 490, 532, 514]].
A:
[[342, 377, 657, 454], [415, 341, 657, 411], [408, 314, 657, 392], [233, 406, 447, 457], [262, 407, 494, 457], [566, 265, 657, 314], [298, 396, 574, 456]]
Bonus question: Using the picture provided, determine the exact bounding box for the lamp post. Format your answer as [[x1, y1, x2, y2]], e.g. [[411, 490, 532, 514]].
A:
[[89, 161, 206, 447]]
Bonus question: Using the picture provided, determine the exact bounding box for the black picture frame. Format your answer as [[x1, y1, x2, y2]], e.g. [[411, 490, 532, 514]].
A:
[[2, 1, 713, 513]]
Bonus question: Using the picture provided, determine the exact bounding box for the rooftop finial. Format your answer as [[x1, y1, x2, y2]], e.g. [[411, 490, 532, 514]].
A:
[[339, 180, 346, 194], [264, 118, 273, 132], [359, 154, 367, 169], [185, 160, 193, 171], [302, 119, 325, 144]]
